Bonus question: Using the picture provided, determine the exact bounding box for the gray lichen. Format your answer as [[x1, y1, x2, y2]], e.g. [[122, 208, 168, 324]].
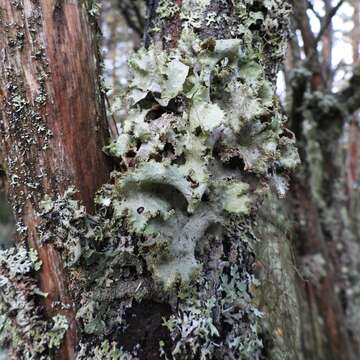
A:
[[0, 0, 52, 228], [0, 246, 69, 358], [77, 340, 133, 360]]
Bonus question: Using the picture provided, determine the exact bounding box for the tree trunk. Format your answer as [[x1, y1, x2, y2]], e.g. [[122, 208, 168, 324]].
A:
[[0, 1, 111, 359]]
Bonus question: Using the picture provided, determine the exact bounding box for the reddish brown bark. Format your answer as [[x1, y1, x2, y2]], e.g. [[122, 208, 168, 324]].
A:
[[168, 0, 182, 48], [291, 181, 356, 360], [352, 0, 360, 63], [0, 1, 111, 359], [290, 0, 324, 90], [322, 0, 333, 86]]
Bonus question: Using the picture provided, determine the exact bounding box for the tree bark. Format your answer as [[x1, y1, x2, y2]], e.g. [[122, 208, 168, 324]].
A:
[[0, 1, 111, 359], [0, 0, 300, 358]]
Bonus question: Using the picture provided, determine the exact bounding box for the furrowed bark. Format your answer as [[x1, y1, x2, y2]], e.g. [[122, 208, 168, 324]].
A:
[[0, 1, 111, 359], [347, 0, 360, 205]]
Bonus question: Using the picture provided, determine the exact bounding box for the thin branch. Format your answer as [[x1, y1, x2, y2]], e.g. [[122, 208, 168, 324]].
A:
[[105, 94, 120, 139], [117, 0, 146, 36], [314, 0, 344, 48], [132, 1, 145, 32], [119, 5, 143, 36], [301, 0, 344, 76], [307, 0, 322, 21], [291, 0, 317, 55]]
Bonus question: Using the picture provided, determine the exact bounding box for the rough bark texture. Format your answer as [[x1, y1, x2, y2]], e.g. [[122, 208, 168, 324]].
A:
[[0, 1, 111, 359]]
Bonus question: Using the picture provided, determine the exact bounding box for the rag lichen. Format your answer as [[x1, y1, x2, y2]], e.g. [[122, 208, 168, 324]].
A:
[[103, 30, 298, 290]]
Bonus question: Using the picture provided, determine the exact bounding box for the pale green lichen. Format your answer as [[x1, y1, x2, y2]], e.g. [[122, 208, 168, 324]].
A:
[[48, 315, 69, 349], [162, 262, 264, 359], [39, 187, 92, 267], [29, 248, 42, 271], [0, 246, 40, 276], [157, 0, 180, 19], [97, 2, 297, 351], [103, 32, 298, 289], [222, 182, 251, 214], [77, 340, 133, 360], [87, 0, 102, 17]]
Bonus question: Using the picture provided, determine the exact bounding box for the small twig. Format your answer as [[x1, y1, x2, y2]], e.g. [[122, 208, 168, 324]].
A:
[[132, 2, 145, 32], [307, 0, 322, 21], [119, 3, 143, 36], [314, 0, 344, 48], [304, 0, 344, 66]]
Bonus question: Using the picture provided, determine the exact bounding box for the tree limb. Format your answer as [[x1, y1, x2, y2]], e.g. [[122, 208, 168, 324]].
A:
[[314, 0, 344, 48], [307, 0, 322, 21]]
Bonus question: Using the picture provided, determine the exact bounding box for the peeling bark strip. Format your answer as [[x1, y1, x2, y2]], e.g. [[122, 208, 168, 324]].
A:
[[0, 0, 111, 359]]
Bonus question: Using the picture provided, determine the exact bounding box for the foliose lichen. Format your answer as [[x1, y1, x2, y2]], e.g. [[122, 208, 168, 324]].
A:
[[102, 30, 298, 288]]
